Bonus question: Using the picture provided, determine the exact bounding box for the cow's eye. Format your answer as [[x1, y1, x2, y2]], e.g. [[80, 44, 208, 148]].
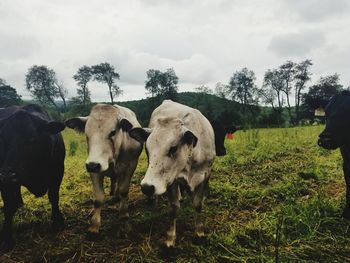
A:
[[109, 130, 116, 138], [168, 146, 178, 157]]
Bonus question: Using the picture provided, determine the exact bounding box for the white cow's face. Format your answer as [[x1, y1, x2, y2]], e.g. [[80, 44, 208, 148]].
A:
[[65, 104, 133, 173], [84, 115, 119, 173], [130, 118, 197, 196]]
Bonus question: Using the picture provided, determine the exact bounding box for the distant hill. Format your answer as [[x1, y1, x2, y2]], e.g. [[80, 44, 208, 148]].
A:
[[23, 92, 281, 127], [117, 92, 246, 127]]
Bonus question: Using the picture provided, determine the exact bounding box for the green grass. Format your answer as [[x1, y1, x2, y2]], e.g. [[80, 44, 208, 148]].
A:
[[1, 126, 350, 262]]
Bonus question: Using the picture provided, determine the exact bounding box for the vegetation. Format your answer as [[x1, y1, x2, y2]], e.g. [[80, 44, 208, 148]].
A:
[[1, 125, 349, 262], [0, 79, 22, 107], [226, 67, 258, 125], [2, 58, 349, 128], [25, 65, 68, 111], [145, 68, 179, 102], [73, 66, 93, 105], [91, 62, 121, 104]]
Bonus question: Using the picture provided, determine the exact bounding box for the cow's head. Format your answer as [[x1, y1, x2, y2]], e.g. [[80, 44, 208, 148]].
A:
[[65, 104, 134, 174], [210, 120, 238, 156], [318, 91, 350, 149], [129, 117, 197, 196], [0, 110, 65, 188]]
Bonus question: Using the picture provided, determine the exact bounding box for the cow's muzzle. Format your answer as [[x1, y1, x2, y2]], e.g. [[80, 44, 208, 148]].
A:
[[318, 132, 339, 150], [141, 184, 155, 197], [86, 162, 101, 173]]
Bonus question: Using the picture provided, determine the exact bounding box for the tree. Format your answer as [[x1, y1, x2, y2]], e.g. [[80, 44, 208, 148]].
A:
[[0, 81, 22, 107], [304, 74, 343, 108], [194, 85, 214, 118], [214, 82, 227, 99], [227, 68, 258, 124], [259, 69, 286, 125], [56, 81, 68, 111], [0, 78, 6, 86], [91, 62, 121, 104], [195, 85, 213, 94], [279, 61, 295, 122], [145, 69, 162, 98], [73, 66, 92, 105], [159, 68, 179, 100], [294, 59, 312, 124], [25, 65, 60, 110], [144, 68, 179, 100]]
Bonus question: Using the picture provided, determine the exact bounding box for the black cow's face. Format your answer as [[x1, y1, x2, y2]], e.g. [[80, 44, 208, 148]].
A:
[[211, 121, 226, 156], [318, 91, 350, 150], [0, 111, 64, 187], [211, 121, 238, 156]]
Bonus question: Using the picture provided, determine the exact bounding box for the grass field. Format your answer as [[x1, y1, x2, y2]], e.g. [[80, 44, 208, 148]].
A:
[[1, 125, 350, 262]]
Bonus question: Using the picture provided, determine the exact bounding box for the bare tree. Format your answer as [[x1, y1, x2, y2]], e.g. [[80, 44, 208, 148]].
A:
[[92, 62, 121, 104], [294, 59, 312, 124], [73, 66, 92, 105], [26, 65, 59, 109], [279, 61, 296, 122], [227, 67, 258, 124]]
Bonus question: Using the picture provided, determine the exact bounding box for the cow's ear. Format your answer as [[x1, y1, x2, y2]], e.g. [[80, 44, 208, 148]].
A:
[[129, 127, 151, 143], [41, 121, 66, 134], [119, 118, 133, 132], [183, 130, 198, 148], [65, 117, 88, 133]]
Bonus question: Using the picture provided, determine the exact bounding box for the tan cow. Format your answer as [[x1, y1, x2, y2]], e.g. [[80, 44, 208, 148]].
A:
[[65, 104, 142, 237], [129, 100, 216, 248]]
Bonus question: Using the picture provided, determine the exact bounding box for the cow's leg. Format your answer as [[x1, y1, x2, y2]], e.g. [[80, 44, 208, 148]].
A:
[[16, 186, 24, 208], [88, 173, 105, 237], [0, 186, 21, 252], [48, 166, 65, 230], [341, 147, 350, 218], [106, 176, 118, 206], [192, 177, 209, 240], [343, 161, 350, 218], [165, 181, 180, 248], [110, 176, 117, 196], [116, 171, 133, 219], [116, 160, 138, 219]]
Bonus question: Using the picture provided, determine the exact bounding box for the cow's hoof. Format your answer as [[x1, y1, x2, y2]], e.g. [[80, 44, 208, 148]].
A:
[[0, 239, 15, 253], [52, 218, 65, 231], [193, 235, 208, 245], [119, 212, 129, 220], [86, 231, 100, 241], [342, 209, 350, 219], [160, 243, 176, 260]]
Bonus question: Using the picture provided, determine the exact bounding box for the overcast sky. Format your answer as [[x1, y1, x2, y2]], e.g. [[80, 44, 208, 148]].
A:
[[1, 0, 349, 102]]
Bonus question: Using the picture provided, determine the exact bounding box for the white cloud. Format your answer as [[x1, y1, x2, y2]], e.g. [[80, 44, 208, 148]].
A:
[[0, 0, 349, 102], [268, 30, 326, 57]]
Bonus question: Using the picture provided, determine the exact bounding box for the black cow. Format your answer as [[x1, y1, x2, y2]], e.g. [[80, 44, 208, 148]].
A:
[[0, 104, 65, 251], [210, 120, 239, 156], [318, 90, 350, 218]]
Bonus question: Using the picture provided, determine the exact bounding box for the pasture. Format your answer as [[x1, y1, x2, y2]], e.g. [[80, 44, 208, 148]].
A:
[[1, 125, 350, 262]]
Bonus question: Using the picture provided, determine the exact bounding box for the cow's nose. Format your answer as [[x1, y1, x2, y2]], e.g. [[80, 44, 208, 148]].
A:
[[141, 184, 155, 197], [86, 162, 101, 173]]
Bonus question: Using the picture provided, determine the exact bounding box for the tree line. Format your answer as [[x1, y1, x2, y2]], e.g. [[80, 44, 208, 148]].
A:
[[0, 60, 348, 127]]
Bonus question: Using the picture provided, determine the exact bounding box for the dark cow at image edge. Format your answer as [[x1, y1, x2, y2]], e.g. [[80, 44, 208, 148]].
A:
[[0, 104, 66, 252], [318, 90, 350, 218]]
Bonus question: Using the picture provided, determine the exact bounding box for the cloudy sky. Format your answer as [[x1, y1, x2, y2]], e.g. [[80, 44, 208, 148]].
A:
[[1, 0, 349, 102]]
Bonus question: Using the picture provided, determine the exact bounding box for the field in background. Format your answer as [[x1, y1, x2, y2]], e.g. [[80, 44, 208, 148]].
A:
[[1, 126, 350, 262]]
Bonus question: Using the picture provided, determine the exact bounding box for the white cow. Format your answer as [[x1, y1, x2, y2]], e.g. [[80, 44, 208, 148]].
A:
[[129, 100, 216, 248], [65, 104, 142, 237]]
